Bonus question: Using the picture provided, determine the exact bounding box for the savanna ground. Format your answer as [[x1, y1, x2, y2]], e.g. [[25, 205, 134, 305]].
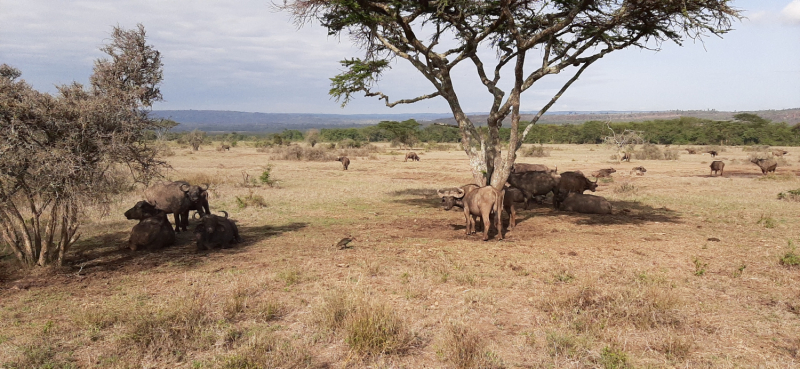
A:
[[1, 142, 799, 368]]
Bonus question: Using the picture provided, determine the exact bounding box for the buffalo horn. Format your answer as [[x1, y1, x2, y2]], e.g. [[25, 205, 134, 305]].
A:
[[201, 183, 209, 191], [180, 183, 190, 192], [193, 211, 200, 220], [437, 189, 446, 197], [455, 188, 465, 197]]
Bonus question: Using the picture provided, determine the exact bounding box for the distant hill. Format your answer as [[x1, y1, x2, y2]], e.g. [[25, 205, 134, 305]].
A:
[[151, 108, 800, 133]]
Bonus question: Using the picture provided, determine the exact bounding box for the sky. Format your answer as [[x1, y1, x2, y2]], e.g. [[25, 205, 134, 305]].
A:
[[1, 0, 799, 115]]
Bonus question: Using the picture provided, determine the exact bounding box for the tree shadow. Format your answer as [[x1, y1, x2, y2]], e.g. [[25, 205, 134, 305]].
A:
[[531, 199, 682, 225], [388, 188, 441, 208]]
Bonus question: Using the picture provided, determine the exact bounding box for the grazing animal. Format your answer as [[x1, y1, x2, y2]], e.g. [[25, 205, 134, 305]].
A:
[[335, 237, 355, 249], [438, 185, 504, 241], [559, 193, 612, 214], [772, 150, 788, 157], [631, 166, 647, 176], [336, 156, 350, 170], [507, 170, 560, 209], [707, 150, 718, 157], [686, 148, 697, 154], [404, 152, 420, 162], [194, 211, 241, 251], [124, 201, 175, 251], [217, 144, 231, 151], [591, 168, 616, 178], [144, 181, 209, 232], [554, 171, 598, 209], [621, 152, 631, 162], [750, 158, 777, 175], [709, 161, 725, 176], [511, 163, 557, 173], [502, 187, 526, 229]]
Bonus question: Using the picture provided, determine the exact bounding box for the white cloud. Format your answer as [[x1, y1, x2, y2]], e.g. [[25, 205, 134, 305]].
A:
[[781, 0, 800, 23]]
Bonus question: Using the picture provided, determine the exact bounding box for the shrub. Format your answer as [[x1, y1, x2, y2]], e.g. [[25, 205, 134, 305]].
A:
[[780, 240, 800, 266], [757, 214, 777, 229], [522, 144, 550, 157], [344, 299, 411, 355], [259, 165, 277, 187], [441, 322, 497, 368], [614, 182, 637, 194], [601, 346, 631, 369], [424, 142, 457, 151], [778, 188, 800, 201], [634, 143, 679, 160], [693, 258, 707, 276], [221, 332, 313, 369], [268, 145, 336, 161], [742, 145, 770, 152], [236, 191, 267, 209], [338, 138, 362, 148]]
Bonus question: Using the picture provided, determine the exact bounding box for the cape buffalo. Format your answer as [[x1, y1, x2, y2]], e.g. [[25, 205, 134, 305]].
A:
[[144, 181, 209, 232], [591, 168, 616, 178], [559, 193, 612, 214], [217, 144, 231, 151], [124, 201, 175, 251], [631, 166, 647, 176], [194, 211, 241, 251], [336, 156, 350, 170], [405, 152, 420, 162], [707, 150, 718, 157], [502, 187, 526, 229], [511, 163, 557, 173], [438, 185, 504, 241], [772, 150, 788, 157], [621, 152, 631, 162], [710, 161, 724, 176], [554, 171, 597, 209], [507, 171, 560, 208], [751, 158, 777, 175], [686, 148, 697, 154]]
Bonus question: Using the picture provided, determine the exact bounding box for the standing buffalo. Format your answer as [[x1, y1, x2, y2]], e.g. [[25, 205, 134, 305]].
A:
[[553, 171, 597, 209], [124, 201, 175, 251], [621, 152, 631, 162], [438, 185, 504, 241], [144, 181, 209, 232], [194, 211, 241, 251], [710, 161, 725, 176], [511, 163, 557, 173], [502, 187, 526, 229], [404, 152, 420, 162], [336, 156, 350, 170], [751, 158, 777, 175], [217, 144, 231, 151], [707, 150, 718, 157], [507, 171, 560, 209], [686, 148, 697, 154], [772, 150, 788, 157], [559, 193, 612, 214], [591, 168, 616, 178]]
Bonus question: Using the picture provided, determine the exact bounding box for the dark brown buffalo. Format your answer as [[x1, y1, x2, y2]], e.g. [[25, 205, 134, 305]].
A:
[[554, 171, 597, 209], [710, 161, 725, 176], [194, 211, 241, 251], [621, 152, 631, 162], [124, 201, 175, 251], [772, 150, 788, 157], [438, 185, 504, 241], [511, 163, 557, 173], [591, 168, 616, 178], [507, 171, 560, 209], [502, 187, 526, 229], [216, 144, 231, 151], [631, 166, 647, 176], [559, 193, 612, 214], [144, 181, 209, 232], [751, 158, 777, 174], [336, 156, 350, 170], [404, 152, 420, 162], [707, 150, 718, 157]]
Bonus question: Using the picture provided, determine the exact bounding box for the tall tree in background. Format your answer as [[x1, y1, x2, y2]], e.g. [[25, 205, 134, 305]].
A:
[[283, 0, 739, 187], [0, 25, 166, 267]]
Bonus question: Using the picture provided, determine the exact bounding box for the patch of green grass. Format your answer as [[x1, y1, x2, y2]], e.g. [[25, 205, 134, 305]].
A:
[[236, 191, 268, 209], [552, 270, 575, 283], [780, 240, 800, 267], [732, 264, 746, 278], [757, 214, 777, 229], [778, 188, 800, 201], [601, 346, 631, 369], [693, 258, 708, 276]]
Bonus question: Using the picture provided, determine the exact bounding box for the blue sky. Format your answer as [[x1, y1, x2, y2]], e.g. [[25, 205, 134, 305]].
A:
[[1, 0, 798, 114]]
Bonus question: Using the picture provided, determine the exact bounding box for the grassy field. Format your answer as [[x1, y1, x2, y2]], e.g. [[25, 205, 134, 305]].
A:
[[1, 143, 799, 368]]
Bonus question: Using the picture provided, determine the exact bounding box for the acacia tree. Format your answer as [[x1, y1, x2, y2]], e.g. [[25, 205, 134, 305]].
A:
[[283, 0, 739, 187], [603, 122, 644, 162], [0, 25, 166, 267]]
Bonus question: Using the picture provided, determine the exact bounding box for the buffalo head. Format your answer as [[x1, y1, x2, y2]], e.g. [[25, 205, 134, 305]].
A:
[[124, 201, 159, 220], [437, 188, 465, 211]]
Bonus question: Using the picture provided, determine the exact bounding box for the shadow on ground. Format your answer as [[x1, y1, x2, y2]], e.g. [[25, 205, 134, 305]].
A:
[[388, 188, 441, 208]]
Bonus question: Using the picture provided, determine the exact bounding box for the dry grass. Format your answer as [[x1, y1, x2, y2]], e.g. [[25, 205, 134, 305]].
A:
[[2, 142, 800, 368]]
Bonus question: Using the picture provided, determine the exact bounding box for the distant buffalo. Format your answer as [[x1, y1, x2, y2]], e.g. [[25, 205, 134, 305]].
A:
[[438, 185, 504, 241], [336, 156, 350, 170], [621, 152, 631, 162], [630, 166, 646, 176], [217, 144, 231, 151], [707, 150, 718, 157], [591, 168, 616, 178], [404, 152, 420, 162], [124, 201, 175, 251], [559, 193, 612, 214], [772, 150, 788, 157], [751, 158, 777, 175], [710, 161, 724, 176]]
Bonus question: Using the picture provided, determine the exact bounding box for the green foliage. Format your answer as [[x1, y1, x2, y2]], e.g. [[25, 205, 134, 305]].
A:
[[757, 214, 777, 229], [601, 346, 630, 369], [693, 258, 707, 276], [329, 58, 390, 107], [780, 240, 800, 266], [259, 166, 277, 187], [280, 129, 304, 142], [778, 188, 800, 202], [377, 119, 420, 147]]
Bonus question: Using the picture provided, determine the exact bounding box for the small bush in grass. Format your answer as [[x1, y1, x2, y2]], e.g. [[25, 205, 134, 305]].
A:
[[780, 240, 800, 266], [259, 165, 277, 187], [757, 214, 777, 229], [442, 322, 497, 369], [779, 189, 800, 201], [546, 331, 580, 358], [344, 299, 412, 355], [5, 344, 76, 369], [236, 191, 267, 209], [313, 292, 355, 332], [614, 182, 637, 194], [337, 138, 362, 148], [600, 346, 631, 369], [221, 332, 313, 369], [424, 142, 457, 151], [635, 143, 679, 160], [742, 145, 769, 152], [522, 144, 550, 157], [659, 334, 693, 361], [268, 145, 336, 161], [664, 148, 680, 160], [693, 258, 707, 276]]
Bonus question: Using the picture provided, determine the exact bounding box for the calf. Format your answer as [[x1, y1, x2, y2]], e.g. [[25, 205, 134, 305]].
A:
[[124, 201, 175, 251], [438, 185, 504, 241], [194, 211, 241, 251], [404, 152, 420, 162], [217, 144, 231, 151], [621, 152, 631, 162], [336, 156, 350, 170], [559, 193, 612, 214], [709, 161, 724, 176]]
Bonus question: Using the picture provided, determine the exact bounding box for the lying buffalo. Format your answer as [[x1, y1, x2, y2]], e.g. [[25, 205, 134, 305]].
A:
[[405, 152, 420, 162], [511, 163, 557, 173], [710, 161, 724, 176], [144, 181, 209, 232], [438, 185, 504, 241], [507, 171, 560, 208], [124, 201, 176, 251], [554, 171, 597, 209], [217, 144, 231, 151], [631, 166, 647, 176], [591, 168, 616, 178], [751, 158, 777, 175], [336, 156, 350, 170], [194, 211, 241, 251], [559, 193, 612, 214], [772, 150, 788, 157]]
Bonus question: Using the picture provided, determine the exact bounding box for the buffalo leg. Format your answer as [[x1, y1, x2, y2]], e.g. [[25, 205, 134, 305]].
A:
[[481, 209, 491, 241], [172, 213, 181, 232]]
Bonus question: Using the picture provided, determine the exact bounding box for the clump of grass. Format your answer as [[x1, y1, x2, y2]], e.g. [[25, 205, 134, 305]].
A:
[[658, 334, 693, 361], [344, 299, 412, 355], [276, 269, 302, 286], [552, 270, 575, 284], [313, 291, 355, 332], [757, 214, 777, 229], [337, 138, 363, 148], [221, 331, 314, 369], [732, 264, 746, 278], [742, 145, 769, 152], [522, 144, 550, 157], [180, 171, 226, 188], [424, 142, 457, 151], [693, 258, 707, 276], [223, 285, 250, 321], [259, 165, 278, 187], [441, 322, 498, 368], [255, 299, 287, 322], [600, 346, 631, 369], [634, 143, 679, 160], [545, 331, 582, 358], [757, 173, 796, 181], [267, 145, 337, 161], [236, 190, 267, 209], [780, 240, 800, 267], [338, 143, 384, 158], [4, 343, 76, 369], [614, 182, 637, 194]]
